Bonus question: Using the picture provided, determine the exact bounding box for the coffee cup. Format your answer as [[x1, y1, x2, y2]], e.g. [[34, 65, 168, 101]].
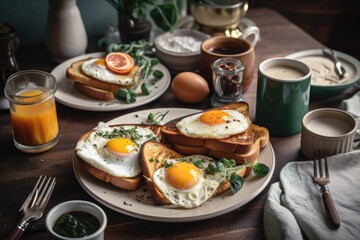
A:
[[200, 36, 255, 93], [255, 58, 311, 136]]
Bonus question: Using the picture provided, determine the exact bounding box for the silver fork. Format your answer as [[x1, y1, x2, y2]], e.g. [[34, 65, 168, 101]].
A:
[[6, 175, 56, 240], [313, 153, 340, 229]]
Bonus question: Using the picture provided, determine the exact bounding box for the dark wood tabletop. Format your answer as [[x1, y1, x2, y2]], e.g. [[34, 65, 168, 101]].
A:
[[1, 8, 359, 240]]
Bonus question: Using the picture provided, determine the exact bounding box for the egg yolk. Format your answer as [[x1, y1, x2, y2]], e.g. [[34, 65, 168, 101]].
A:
[[199, 110, 230, 125], [94, 58, 106, 66], [105, 137, 136, 153], [165, 162, 201, 190]]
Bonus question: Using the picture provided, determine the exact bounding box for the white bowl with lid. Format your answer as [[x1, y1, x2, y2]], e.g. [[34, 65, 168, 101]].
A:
[[154, 29, 210, 74], [301, 108, 357, 159]]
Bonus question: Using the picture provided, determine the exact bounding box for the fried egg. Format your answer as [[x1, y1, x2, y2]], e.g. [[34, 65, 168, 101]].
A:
[[76, 122, 158, 178], [81, 58, 135, 85], [153, 155, 225, 208], [176, 110, 249, 139]]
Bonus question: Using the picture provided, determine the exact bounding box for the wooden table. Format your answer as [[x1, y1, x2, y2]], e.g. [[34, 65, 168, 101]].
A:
[[1, 8, 358, 240]]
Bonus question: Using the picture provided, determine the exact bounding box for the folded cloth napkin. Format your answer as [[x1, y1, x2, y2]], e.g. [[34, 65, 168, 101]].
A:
[[263, 150, 360, 240], [340, 91, 360, 149]]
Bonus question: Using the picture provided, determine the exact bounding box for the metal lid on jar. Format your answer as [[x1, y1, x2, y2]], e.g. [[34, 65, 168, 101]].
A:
[[0, 23, 17, 42]]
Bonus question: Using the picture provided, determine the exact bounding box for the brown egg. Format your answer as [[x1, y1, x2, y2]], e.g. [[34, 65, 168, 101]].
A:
[[171, 72, 210, 103]]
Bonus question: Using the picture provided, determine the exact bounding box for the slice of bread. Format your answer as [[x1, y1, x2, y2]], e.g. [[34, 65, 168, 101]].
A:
[[76, 124, 162, 191], [66, 58, 141, 94], [74, 82, 115, 101], [140, 141, 247, 206], [161, 102, 253, 154], [171, 124, 269, 176]]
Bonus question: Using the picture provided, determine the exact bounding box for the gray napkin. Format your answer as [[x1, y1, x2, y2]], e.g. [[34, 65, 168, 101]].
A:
[[340, 91, 360, 149], [264, 150, 360, 240]]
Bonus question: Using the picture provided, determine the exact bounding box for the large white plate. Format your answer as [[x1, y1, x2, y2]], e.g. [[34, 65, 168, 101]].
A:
[[51, 52, 171, 111], [73, 108, 275, 222]]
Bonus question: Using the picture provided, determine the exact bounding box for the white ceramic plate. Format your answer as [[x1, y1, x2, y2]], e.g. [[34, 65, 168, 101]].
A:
[[73, 108, 275, 222], [286, 49, 360, 97], [51, 52, 171, 111]]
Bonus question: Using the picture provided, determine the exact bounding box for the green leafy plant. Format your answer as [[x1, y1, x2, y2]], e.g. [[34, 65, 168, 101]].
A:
[[105, 0, 178, 32]]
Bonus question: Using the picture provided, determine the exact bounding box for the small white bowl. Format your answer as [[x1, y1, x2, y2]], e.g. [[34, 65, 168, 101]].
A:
[[45, 200, 107, 240], [154, 29, 210, 74], [301, 108, 357, 159]]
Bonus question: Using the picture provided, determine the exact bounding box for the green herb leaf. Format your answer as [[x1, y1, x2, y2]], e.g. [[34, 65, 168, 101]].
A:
[[116, 89, 129, 100], [153, 69, 164, 79], [253, 163, 270, 177], [229, 173, 244, 194], [149, 4, 178, 31], [141, 83, 150, 95]]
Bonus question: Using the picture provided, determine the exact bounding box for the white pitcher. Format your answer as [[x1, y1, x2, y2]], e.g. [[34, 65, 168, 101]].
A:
[[46, 0, 88, 62]]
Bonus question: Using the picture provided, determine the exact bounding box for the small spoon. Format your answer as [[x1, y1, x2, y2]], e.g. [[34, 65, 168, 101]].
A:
[[322, 47, 346, 79]]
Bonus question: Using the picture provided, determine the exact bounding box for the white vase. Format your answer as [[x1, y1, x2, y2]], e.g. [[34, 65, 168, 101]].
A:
[[46, 0, 87, 63]]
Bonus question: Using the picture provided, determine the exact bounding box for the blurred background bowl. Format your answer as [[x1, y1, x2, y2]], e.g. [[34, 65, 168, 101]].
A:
[[286, 49, 360, 98], [154, 29, 210, 74], [301, 108, 357, 159]]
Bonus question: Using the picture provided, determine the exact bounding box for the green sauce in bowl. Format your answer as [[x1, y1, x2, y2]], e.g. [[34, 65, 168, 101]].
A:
[[53, 211, 100, 238]]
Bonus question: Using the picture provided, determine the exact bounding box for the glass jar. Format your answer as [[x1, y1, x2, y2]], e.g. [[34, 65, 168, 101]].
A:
[[4, 70, 59, 153], [0, 23, 19, 99], [211, 58, 244, 107]]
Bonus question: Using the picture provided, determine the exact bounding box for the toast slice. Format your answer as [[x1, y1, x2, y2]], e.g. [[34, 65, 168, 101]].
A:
[[74, 82, 115, 101], [76, 124, 162, 191], [141, 141, 247, 206], [66, 58, 141, 94], [161, 102, 253, 154], [171, 124, 269, 176]]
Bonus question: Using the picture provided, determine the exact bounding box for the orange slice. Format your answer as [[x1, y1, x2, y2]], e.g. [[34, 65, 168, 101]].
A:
[[105, 52, 134, 74]]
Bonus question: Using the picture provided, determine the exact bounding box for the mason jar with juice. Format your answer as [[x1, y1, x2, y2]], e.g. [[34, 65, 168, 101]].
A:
[[4, 70, 59, 153]]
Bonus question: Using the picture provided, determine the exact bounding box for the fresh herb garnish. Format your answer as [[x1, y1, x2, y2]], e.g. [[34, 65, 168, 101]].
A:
[[141, 83, 150, 95], [205, 158, 269, 194], [146, 111, 169, 124], [251, 162, 270, 177], [116, 89, 137, 103], [163, 160, 173, 168]]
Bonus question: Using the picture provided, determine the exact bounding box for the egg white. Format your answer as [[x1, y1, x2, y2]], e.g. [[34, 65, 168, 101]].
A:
[[81, 58, 135, 85], [176, 110, 249, 139], [153, 155, 225, 208], [76, 122, 158, 178]]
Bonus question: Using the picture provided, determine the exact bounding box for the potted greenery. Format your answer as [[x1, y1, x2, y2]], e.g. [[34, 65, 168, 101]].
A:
[[106, 0, 178, 43]]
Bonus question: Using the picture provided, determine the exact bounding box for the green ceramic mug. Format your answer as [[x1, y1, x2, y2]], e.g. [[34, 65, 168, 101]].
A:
[[255, 58, 311, 136]]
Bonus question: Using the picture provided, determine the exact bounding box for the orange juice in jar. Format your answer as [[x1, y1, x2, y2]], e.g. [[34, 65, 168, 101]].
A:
[[5, 70, 59, 153]]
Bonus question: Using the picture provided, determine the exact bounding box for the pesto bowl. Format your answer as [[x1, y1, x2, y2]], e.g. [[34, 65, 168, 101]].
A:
[[45, 200, 107, 240]]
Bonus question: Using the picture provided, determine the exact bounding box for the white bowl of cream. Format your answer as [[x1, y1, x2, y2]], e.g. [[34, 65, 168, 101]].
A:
[[301, 108, 357, 159]]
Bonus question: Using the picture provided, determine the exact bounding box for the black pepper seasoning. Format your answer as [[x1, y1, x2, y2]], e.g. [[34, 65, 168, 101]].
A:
[[0, 23, 19, 92]]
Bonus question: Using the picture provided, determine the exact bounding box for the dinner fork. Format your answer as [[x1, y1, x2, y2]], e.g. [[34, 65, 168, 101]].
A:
[[6, 175, 56, 240], [313, 153, 340, 229]]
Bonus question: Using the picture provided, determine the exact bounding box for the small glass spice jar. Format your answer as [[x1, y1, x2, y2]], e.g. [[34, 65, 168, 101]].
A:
[[211, 58, 244, 107], [0, 23, 19, 108]]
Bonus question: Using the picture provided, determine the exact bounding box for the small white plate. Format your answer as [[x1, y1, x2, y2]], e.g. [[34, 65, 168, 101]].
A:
[[51, 52, 171, 111], [73, 108, 275, 222], [286, 49, 360, 97]]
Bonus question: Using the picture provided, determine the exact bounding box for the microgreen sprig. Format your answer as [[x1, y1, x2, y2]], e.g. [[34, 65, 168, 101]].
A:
[[146, 111, 169, 125]]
